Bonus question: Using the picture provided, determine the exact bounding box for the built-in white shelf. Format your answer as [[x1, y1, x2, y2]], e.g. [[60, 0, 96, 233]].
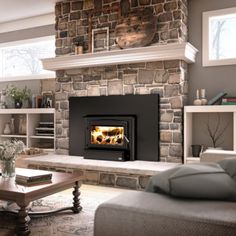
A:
[[0, 134, 27, 138], [42, 42, 198, 71], [0, 73, 55, 83], [184, 105, 236, 163], [0, 108, 55, 151], [30, 135, 54, 139], [0, 108, 55, 114]]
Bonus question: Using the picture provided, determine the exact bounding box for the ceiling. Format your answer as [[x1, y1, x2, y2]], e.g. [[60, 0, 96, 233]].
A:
[[0, 0, 59, 23]]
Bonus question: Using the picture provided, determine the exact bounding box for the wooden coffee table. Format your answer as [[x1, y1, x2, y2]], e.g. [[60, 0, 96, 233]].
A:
[[0, 168, 83, 236]]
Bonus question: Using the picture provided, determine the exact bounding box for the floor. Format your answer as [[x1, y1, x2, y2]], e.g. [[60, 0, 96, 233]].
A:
[[0, 184, 130, 236]]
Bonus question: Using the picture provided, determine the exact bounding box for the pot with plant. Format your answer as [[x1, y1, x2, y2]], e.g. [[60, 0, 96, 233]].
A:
[[6, 85, 31, 108]]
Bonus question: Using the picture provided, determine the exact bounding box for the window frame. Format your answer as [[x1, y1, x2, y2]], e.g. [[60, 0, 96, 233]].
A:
[[0, 35, 55, 82], [202, 7, 236, 67]]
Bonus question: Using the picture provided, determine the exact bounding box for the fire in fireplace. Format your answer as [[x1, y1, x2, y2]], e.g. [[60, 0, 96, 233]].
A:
[[84, 116, 135, 161], [90, 126, 124, 145]]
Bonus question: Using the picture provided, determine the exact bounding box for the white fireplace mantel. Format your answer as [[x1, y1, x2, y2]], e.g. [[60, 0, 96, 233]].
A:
[[42, 42, 198, 71]]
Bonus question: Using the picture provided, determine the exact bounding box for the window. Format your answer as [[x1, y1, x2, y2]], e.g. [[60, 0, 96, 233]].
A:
[[202, 7, 236, 66], [0, 36, 55, 81]]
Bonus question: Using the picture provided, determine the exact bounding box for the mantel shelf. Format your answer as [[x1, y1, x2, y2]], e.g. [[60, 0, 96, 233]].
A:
[[42, 42, 198, 71]]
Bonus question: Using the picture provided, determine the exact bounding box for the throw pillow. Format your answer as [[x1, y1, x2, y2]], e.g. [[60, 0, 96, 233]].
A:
[[218, 158, 236, 181], [146, 163, 236, 201]]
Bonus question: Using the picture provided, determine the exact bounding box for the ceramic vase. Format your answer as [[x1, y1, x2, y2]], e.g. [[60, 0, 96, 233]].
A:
[[15, 100, 23, 108]]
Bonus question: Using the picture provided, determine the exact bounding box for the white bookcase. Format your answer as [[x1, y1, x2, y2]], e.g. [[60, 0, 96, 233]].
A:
[[0, 108, 55, 151], [184, 105, 236, 163]]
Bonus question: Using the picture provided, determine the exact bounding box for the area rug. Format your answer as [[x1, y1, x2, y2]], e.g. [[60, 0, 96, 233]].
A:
[[0, 185, 127, 236]]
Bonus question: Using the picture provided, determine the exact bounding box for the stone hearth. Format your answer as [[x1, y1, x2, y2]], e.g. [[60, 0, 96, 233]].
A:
[[18, 154, 179, 190]]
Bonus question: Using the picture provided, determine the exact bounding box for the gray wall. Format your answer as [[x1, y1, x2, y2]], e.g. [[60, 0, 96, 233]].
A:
[[0, 25, 55, 43], [188, 0, 236, 150], [188, 0, 236, 104]]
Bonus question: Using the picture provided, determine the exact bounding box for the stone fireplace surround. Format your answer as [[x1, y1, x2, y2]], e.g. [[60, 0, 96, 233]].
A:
[[46, 0, 193, 163], [33, 0, 198, 189]]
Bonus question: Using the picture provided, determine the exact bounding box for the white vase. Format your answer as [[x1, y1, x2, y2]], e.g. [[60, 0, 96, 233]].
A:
[[3, 123, 11, 134]]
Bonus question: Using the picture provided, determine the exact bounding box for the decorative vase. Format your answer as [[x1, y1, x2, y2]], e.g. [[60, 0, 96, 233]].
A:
[[191, 145, 203, 157], [1, 159, 16, 178], [15, 100, 23, 108], [3, 123, 11, 134], [19, 115, 26, 134]]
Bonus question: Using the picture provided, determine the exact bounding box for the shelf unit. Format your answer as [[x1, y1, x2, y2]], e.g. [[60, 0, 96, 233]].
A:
[[184, 105, 236, 163], [0, 108, 55, 151]]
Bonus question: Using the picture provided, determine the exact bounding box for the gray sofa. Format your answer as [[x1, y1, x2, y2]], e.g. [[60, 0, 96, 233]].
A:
[[94, 190, 236, 236]]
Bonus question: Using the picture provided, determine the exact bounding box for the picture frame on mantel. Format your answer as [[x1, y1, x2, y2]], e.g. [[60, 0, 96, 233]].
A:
[[91, 27, 109, 53]]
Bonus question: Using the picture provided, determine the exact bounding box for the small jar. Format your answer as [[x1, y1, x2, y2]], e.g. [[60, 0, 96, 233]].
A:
[[75, 45, 83, 54]]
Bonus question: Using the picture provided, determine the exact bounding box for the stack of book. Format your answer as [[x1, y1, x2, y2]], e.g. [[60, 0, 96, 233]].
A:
[[15, 169, 52, 186], [35, 122, 54, 136], [221, 97, 236, 105]]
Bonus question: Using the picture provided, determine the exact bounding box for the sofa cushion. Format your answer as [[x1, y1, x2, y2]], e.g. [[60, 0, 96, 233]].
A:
[[146, 163, 236, 200], [95, 191, 236, 236], [218, 158, 236, 181]]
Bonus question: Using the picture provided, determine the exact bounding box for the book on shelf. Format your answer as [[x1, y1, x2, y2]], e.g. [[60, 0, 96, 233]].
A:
[[222, 97, 236, 105], [222, 97, 236, 102], [208, 92, 227, 105], [222, 101, 236, 105]]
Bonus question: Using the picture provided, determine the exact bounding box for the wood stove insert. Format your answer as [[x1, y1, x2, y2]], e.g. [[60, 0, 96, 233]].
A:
[[69, 94, 159, 162]]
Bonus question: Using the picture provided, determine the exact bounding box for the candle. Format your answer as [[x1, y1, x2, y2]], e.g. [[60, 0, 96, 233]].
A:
[[196, 89, 199, 99]]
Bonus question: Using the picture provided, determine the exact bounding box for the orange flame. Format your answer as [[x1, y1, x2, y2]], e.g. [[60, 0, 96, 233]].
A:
[[91, 126, 124, 145]]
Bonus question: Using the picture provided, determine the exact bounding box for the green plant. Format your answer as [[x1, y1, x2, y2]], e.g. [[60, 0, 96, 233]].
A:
[[6, 85, 31, 101]]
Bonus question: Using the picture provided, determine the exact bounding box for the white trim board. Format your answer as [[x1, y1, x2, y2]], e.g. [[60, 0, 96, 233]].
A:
[[42, 42, 198, 71], [0, 13, 54, 34]]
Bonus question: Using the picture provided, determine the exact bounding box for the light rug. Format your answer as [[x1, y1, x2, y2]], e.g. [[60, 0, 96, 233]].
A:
[[0, 184, 128, 236]]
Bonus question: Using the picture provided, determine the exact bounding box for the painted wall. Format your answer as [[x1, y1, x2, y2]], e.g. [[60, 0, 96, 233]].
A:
[[188, 0, 236, 104], [188, 0, 236, 151], [0, 25, 54, 43]]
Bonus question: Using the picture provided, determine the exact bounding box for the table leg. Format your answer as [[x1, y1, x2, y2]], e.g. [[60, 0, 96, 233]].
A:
[[16, 204, 30, 236], [72, 181, 82, 213]]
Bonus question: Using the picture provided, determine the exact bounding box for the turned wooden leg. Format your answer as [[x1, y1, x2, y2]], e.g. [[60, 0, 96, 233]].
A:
[[16, 205, 30, 236], [72, 181, 82, 213]]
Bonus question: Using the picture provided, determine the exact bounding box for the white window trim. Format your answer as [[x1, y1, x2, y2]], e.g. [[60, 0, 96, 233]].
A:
[[0, 36, 55, 82], [202, 7, 236, 67], [0, 13, 54, 34]]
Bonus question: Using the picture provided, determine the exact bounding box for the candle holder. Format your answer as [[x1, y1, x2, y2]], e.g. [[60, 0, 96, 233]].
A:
[[200, 89, 208, 105], [193, 89, 202, 105]]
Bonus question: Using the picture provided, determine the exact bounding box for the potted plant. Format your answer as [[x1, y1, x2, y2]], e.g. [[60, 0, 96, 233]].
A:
[[6, 85, 31, 108]]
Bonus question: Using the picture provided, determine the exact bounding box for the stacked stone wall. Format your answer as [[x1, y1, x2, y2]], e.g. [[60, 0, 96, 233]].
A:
[[54, 0, 188, 163]]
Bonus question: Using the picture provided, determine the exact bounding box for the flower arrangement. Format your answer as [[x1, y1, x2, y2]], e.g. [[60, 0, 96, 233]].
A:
[[6, 85, 31, 101], [0, 140, 25, 161], [6, 85, 31, 108]]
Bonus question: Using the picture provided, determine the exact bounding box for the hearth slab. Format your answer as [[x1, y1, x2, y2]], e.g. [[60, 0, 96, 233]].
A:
[[19, 154, 180, 176]]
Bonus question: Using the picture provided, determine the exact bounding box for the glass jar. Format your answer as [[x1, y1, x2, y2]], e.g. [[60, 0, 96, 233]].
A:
[[1, 159, 16, 178], [19, 115, 26, 135]]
